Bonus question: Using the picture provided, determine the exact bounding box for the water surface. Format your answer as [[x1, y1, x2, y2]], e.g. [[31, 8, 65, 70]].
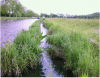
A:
[[39, 23, 73, 77], [22, 23, 64, 77], [39, 23, 64, 77], [1, 19, 38, 47]]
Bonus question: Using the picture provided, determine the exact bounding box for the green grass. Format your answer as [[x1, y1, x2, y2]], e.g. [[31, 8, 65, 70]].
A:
[[43, 18, 99, 77], [43, 18, 99, 43], [1, 17, 35, 20], [1, 19, 44, 77]]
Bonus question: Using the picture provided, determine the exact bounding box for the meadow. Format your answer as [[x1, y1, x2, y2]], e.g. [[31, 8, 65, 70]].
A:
[[1, 19, 44, 76], [43, 18, 99, 77]]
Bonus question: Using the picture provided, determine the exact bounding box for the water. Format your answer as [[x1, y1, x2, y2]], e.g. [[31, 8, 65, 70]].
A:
[[39, 23, 73, 77], [22, 23, 64, 77], [1, 20, 73, 77], [39, 23, 64, 77], [1, 19, 38, 47]]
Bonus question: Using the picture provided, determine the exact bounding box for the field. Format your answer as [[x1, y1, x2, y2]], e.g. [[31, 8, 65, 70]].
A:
[[43, 18, 99, 77], [1, 19, 44, 77]]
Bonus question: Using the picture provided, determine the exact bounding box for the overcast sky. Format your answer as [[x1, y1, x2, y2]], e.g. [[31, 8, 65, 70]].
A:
[[19, 0, 100, 15]]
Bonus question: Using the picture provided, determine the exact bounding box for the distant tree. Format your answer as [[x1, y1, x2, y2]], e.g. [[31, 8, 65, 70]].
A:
[[26, 10, 37, 17], [1, 0, 10, 16], [52, 14, 57, 18], [69, 12, 99, 19], [16, 3, 23, 17], [40, 13, 44, 17], [1, 4, 9, 16], [34, 13, 39, 17], [1, 0, 40, 17], [10, 0, 17, 17]]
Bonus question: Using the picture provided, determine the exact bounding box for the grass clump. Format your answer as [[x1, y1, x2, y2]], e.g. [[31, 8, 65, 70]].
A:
[[1, 19, 44, 77], [43, 18, 99, 77], [82, 72, 88, 77]]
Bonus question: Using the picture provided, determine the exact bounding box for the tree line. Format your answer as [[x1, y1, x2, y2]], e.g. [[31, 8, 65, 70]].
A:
[[67, 12, 100, 19], [40, 12, 99, 19], [1, 0, 39, 17], [40, 13, 58, 18]]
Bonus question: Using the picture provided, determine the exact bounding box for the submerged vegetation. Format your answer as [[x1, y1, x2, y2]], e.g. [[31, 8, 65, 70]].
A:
[[43, 18, 99, 77], [1, 19, 44, 77]]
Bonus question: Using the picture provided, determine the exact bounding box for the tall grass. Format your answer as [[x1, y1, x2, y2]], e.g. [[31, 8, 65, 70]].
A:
[[43, 18, 99, 77], [1, 19, 44, 76]]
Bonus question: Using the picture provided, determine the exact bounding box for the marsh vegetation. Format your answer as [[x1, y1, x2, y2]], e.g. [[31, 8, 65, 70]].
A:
[[1, 18, 99, 77], [1, 19, 44, 76], [43, 18, 99, 77]]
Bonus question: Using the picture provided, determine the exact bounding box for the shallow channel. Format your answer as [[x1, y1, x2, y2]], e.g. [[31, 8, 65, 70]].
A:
[[1, 19, 73, 77], [39, 23, 64, 77], [23, 23, 74, 77], [39, 23, 73, 77], [22, 23, 64, 77]]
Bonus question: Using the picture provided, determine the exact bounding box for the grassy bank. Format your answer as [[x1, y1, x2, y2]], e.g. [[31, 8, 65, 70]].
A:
[[1, 17, 35, 20], [1, 19, 44, 77], [43, 18, 99, 77]]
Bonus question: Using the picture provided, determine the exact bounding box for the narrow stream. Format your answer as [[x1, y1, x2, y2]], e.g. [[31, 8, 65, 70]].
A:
[[23, 23, 73, 77], [39, 23, 73, 77], [22, 23, 64, 77], [39, 23, 64, 77], [1, 19, 73, 77]]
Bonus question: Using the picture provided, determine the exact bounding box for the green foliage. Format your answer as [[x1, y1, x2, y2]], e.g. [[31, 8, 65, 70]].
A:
[[40, 13, 50, 18], [43, 18, 99, 77], [43, 20, 53, 29], [1, 5, 9, 16], [26, 10, 34, 17], [40, 13, 58, 18], [1, 19, 44, 77], [82, 73, 88, 77], [1, 0, 39, 17], [50, 13, 58, 18], [69, 12, 100, 19]]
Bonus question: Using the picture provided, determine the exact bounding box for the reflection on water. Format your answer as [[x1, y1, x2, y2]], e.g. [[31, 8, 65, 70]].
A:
[[23, 23, 64, 77], [1, 20, 73, 77], [39, 23, 64, 77], [1, 19, 38, 47]]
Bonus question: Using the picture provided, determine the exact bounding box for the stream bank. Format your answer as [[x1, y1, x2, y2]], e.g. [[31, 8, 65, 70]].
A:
[[1, 19, 43, 77], [22, 23, 73, 77], [43, 18, 99, 77], [1, 19, 70, 77]]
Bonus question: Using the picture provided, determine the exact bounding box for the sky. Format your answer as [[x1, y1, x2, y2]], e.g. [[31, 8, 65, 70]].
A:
[[19, 0, 100, 15]]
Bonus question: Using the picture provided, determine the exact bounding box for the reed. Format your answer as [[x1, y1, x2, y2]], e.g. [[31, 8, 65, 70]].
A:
[[43, 18, 99, 77], [1, 19, 44, 77]]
